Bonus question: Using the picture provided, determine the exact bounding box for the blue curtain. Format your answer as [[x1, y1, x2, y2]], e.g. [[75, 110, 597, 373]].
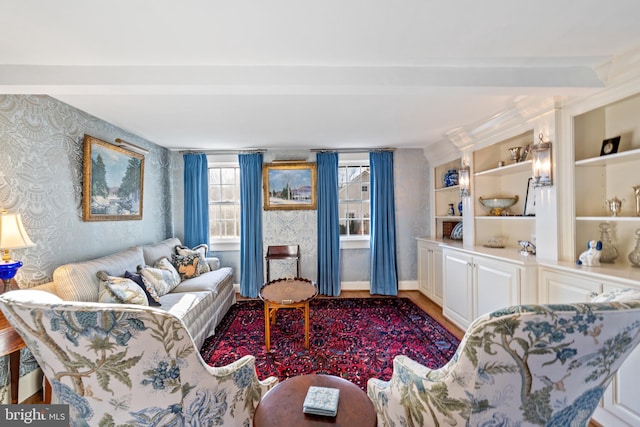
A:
[[183, 153, 210, 248], [369, 151, 398, 295], [316, 152, 340, 296], [239, 153, 264, 297]]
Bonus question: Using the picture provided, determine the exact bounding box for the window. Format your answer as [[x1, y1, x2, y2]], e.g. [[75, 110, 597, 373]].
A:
[[208, 165, 240, 241], [338, 162, 370, 237]]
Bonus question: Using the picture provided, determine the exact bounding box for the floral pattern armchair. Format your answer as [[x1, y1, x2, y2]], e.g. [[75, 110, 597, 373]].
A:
[[0, 290, 277, 426], [368, 291, 640, 427]]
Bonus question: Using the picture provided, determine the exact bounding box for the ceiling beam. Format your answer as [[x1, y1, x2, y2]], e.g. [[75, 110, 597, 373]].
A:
[[0, 64, 604, 96]]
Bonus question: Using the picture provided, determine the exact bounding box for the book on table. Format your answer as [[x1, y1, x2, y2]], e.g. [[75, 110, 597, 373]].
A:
[[302, 386, 340, 417]]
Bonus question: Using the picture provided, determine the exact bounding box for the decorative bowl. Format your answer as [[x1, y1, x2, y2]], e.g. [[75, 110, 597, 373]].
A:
[[479, 196, 519, 216]]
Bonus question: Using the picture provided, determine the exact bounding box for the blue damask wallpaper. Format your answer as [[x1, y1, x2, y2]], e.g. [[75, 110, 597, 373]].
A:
[[0, 95, 174, 396], [0, 95, 173, 287]]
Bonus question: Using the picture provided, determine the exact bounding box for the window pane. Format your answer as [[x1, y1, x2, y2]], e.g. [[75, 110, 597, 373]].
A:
[[221, 205, 236, 220], [339, 219, 348, 235], [347, 166, 360, 182], [209, 186, 221, 201], [221, 185, 235, 202], [209, 166, 241, 241], [337, 161, 370, 237], [210, 221, 221, 238], [210, 169, 221, 185], [361, 166, 370, 183], [221, 168, 235, 184]]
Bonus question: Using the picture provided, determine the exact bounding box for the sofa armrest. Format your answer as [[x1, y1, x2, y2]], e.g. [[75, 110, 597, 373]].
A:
[[205, 257, 220, 271]]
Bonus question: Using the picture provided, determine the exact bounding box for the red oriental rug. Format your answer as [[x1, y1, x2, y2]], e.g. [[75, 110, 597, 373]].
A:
[[200, 297, 460, 390]]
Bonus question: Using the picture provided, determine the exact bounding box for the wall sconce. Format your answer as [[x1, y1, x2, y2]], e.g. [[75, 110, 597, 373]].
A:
[[458, 164, 470, 197], [0, 209, 35, 293], [532, 133, 552, 187]]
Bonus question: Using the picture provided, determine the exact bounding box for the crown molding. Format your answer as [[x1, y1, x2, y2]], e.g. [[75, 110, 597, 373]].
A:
[[444, 96, 559, 152], [422, 140, 461, 166], [594, 45, 640, 87]]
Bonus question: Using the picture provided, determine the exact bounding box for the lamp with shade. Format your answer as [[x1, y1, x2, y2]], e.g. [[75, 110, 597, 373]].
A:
[[0, 209, 35, 293]]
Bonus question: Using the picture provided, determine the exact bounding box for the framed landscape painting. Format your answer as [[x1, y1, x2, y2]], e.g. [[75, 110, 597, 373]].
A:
[[263, 162, 317, 210], [82, 135, 144, 221]]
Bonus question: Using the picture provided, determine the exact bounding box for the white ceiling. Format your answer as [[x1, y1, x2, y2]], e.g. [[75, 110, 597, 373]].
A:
[[2, 0, 640, 151]]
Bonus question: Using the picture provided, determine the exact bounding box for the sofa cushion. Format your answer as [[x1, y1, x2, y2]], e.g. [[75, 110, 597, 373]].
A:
[[138, 264, 180, 297], [141, 237, 182, 266], [171, 253, 201, 279], [53, 246, 146, 302], [124, 271, 161, 306], [175, 244, 211, 273], [154, 257, 182, 285], [97, 271, 149, 306], [170, 267, 233, 295]]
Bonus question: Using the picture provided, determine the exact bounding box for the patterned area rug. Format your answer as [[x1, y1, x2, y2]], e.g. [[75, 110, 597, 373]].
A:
[[201, 297, 460, 390]]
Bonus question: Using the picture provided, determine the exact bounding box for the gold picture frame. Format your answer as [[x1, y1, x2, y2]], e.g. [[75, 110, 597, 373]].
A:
[[263, 162, 317, 210], [82, 135, 144, 221]]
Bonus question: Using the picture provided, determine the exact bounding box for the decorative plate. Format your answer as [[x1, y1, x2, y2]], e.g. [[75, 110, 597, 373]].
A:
[[450, 221, 463, 240]]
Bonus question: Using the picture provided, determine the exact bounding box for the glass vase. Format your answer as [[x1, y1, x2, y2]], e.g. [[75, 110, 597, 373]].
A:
[[598, 223, 618, 263], [628, 229, 640, 267]]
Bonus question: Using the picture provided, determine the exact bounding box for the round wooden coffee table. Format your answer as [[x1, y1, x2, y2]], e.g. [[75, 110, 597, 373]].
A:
[[259, 277, 318, 351], [253, 374, 377, 427]]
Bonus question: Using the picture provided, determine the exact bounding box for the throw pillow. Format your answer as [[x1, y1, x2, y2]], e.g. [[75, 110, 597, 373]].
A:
[[96, 271, 148, 306], [171, 253, 201, 280], [137, 264, 180, 297], [154, 257, 182, 286], [124, 271, 161, 306], [175, 244, 211, 273]]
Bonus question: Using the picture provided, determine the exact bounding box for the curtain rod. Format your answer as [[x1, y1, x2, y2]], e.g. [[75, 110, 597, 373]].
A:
[[310, 147, 395, 153], [179, 147, 395, 155]]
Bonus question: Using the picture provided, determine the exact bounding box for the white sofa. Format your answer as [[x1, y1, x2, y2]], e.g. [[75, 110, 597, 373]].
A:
[[33, 237, 235, 348]]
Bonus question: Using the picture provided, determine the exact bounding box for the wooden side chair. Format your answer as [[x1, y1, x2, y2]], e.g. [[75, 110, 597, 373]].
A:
[[265, 245, 300, 282]]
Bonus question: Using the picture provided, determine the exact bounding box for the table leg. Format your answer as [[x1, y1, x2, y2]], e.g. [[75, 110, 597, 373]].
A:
[[43, 377, 52, 404], [304, 302, 310, 349], [264, 303, 271, 351], [9, 350, 20, 404]]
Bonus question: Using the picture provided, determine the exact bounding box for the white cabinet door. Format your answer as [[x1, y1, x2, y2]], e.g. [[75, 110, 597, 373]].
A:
[[474, 256, 520, 319], [443, 249, 473, 329], [538, 269, 601, 304], [417, 241, 431, 296], [432, 246, 444, 305]]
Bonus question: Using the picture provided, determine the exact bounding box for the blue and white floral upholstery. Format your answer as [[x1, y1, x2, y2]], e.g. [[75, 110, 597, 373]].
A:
[[0, 290, 277, 426], [368, 295, 640, 427]]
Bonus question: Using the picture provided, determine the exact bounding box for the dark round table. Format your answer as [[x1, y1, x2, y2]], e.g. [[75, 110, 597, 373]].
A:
[[253, 374, 377, 426]]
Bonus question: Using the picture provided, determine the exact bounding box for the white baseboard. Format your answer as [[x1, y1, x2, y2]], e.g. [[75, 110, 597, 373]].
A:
[[0, 368, 43, 403], [337, 280, 419, 292], [234, 280, 419, 294]]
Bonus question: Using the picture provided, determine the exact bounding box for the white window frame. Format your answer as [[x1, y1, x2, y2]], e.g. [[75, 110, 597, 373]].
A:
[[338, 155, 370, 249], [208, 159, 241, 252]]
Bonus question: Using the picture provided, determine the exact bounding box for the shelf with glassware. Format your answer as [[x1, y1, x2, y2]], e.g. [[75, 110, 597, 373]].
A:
[[472, 130, 537, 248], [573, 93, 640, 269]]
